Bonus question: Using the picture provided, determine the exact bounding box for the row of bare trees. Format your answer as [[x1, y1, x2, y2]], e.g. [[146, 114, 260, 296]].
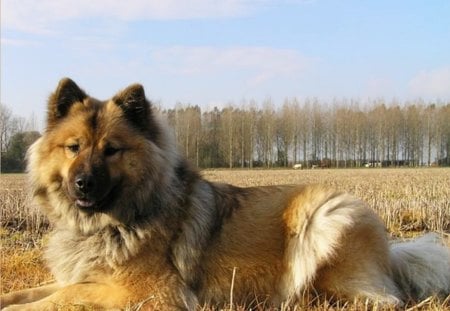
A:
[[162, 99, 450, 168], [1, 100, 449, 171]]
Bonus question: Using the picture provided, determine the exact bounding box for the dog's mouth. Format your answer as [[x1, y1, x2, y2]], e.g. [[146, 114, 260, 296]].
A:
[[71, 184, 121, 212], [73, 195, 112, 212], [67, 178, 123, 213], [75, 198, 96, 209]]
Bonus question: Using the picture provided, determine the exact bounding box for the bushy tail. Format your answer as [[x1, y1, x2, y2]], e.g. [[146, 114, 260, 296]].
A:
[[390, 233, 450, 302], [280, 188, 360, 298]]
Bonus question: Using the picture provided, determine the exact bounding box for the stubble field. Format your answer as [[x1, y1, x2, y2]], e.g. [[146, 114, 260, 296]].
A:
[[1, 168, 449, 310]]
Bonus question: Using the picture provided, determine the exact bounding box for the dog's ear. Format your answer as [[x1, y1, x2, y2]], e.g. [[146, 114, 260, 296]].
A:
[[47, 78, 87, 127], [113, 83, 151, 132]]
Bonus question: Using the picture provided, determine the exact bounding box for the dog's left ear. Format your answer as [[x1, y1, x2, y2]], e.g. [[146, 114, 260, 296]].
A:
[[113, 83, 151, 132], [47, 78, 87, 128]]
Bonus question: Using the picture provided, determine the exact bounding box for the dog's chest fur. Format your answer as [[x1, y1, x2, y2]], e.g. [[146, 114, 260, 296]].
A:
[[45, 224, 162, 285]]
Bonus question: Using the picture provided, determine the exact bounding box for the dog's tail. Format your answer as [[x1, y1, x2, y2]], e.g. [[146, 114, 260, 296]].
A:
[[281, 187, 363, 297], [390, 233, 450, 302]]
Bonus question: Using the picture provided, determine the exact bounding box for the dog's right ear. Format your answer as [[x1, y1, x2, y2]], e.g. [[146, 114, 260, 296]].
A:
[[47, 78, 87, 127], [112, 83, 151, 133]]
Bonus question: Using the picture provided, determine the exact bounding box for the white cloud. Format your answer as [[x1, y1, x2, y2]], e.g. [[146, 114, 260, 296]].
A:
[[0, 37, 40, 47], [1, 0, 287, 34], [408, 67, 450, 99], [149, 46, 314, 87], [363, 76, 397, 99]]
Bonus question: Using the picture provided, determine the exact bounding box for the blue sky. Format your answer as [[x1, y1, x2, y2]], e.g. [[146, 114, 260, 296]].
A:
[[1, 0, 450, 128]]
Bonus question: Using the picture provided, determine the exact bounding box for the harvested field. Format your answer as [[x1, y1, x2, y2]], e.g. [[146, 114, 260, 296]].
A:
[[1, 168, 449, 310]]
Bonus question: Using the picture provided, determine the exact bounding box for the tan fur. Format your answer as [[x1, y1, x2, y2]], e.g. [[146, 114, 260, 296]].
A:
[[1, 78, 449, 310]]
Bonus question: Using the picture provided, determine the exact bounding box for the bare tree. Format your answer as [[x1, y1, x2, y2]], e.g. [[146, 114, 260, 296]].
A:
[[0, 104, 13, 154], [0, 104, 25, 154], [219, 105, 237, 168], [424, 104, 437, 166], [257, 99, 276, 168], [276, 99, 296, 167], [436, 103, 450, 165]]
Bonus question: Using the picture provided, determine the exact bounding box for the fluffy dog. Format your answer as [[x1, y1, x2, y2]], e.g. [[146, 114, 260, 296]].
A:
[[1, 78, 449, 310]]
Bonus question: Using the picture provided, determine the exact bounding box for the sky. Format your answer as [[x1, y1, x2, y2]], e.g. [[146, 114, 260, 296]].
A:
[[1, 0, 450, 128]]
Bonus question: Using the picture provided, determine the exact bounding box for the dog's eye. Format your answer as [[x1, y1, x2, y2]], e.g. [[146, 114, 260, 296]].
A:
[[104, 146, 121, 157], [66, 144, 80, 154]]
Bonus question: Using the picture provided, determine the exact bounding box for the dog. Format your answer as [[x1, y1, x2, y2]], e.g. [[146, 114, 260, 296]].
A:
[[1, 78, 449, 310]]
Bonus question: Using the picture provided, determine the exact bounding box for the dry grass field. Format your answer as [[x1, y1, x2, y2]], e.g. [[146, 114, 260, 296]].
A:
[[1, 168, 449, 310]]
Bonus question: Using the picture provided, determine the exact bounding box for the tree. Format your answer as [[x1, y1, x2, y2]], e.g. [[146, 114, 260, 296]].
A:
[[166, 105, 202, 166], [436, 104, 450, 166], [298, 100, 311, 167], [404, 104, 422, 166], [386, 104, 403, 166], [234, 101, 257, 168], [424, 104, 436, 166], [219, 106, 237, 169], [256, 100, 276, 167], [242, 102, 258, 168], [0, 104, 25, 154], [200, 107, 223, 167], [276, 100, 296, 167], [311, 100, 324, 163], [1, 131, 40, 173]]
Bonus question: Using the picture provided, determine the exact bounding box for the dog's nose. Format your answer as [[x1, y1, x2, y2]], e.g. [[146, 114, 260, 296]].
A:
[[75, 175, 95, 194]]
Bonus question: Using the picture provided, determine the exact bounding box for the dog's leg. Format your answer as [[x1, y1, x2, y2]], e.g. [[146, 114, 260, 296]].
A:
[[0, 283, 60, 308], [1, 282, 129, 311]]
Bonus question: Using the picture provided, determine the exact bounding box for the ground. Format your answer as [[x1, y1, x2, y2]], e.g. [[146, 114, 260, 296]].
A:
[[1, 168, 449, 310]]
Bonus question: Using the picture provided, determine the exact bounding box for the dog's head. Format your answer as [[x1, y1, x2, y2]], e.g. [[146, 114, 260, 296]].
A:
[[28, 78, 177, 229]]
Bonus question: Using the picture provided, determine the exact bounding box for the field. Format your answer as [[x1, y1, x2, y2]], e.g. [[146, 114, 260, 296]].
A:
[[1, 168, 449, 310]]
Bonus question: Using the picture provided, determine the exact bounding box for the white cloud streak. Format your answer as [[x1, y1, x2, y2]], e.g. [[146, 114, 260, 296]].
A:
[[0, 37, 40, 47], [408, 67, 450, 99], [149, 46, 314, 87], [2, 0, 289, 34]]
